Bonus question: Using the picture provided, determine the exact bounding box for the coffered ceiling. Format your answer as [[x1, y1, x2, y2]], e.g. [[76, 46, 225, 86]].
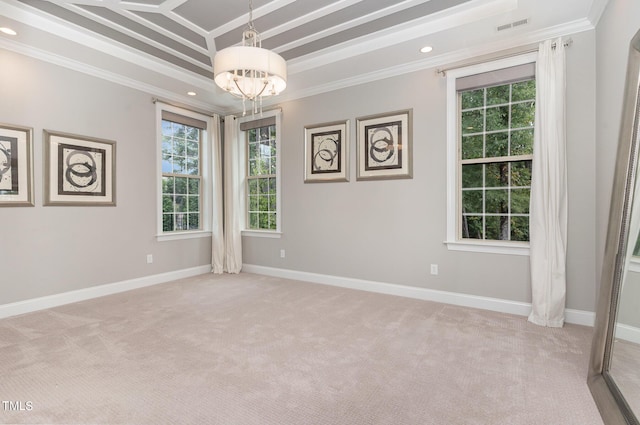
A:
[[0, 0, 607, 113]]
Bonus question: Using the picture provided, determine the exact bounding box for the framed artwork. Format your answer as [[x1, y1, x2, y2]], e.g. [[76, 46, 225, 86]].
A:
[[0, 123, 34, 207], [356, 109, 413, 181], [304, 120, 349, 182], [44, 130, 116, 206]]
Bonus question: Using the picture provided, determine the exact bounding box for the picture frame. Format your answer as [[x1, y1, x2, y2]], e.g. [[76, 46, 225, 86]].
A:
[[356, 109, 413, 181], [0, 123, 34, 207], [304, 120, 349, 182], [44, 130, 116, 206]]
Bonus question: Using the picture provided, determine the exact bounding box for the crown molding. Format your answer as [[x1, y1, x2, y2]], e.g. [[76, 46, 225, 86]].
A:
[[0, 37, 223, 115], [286, 0, 518, 75], [277, 18, 595, 105]]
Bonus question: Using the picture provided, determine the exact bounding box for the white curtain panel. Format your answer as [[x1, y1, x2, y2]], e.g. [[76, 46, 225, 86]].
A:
[[223, 115, 243, 273], [528, 38, 568, 327], [210, 114, 225, 274]]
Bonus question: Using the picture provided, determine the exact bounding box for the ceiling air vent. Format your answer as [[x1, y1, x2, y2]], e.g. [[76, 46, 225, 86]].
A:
[[497, 18, 529, 32]]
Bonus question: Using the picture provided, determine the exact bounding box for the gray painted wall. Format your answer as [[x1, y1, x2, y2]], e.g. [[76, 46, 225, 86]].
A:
[[595, 0, 640, 302], [0, 49, 211, 305], [244, 30, 598, 312], [0, 27, 600, 313]]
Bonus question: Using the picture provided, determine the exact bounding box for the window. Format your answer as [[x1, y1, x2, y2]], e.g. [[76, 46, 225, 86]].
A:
[[240, 110, 281, 235], [157, 105, 211, 239], [446, 53, 537, 255]]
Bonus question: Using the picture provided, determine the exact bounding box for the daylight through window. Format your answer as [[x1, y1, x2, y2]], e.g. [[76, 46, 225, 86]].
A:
[[161, 115, 203, 232], [459, 74, 535, 242]]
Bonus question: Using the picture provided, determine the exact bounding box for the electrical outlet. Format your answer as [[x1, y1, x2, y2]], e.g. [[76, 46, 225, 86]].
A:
[[430, 264, 438, 275], [146, 254, 153, 264], [280, 249, 285, 258]]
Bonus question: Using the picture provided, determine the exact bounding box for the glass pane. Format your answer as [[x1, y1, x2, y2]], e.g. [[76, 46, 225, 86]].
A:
[[248, 179, 258, 195], [270, 126, 276, 140], [511, 101, 535, 128], [485, 105, 509, 131], [188, 213, 199, 230], [249, 143, 258, 160], [186, 140, 199, 157], [259, 178, 269, 194], [511, 216, 529, 241], [485, 162, 509, 187], [486, 85, 509, 106], [269, 178, 277, 194], [486, 215, 509, 240], [162, 136, 173, 155], [462, 109, 484, 134], [270, 156, 277, 174], [248, 129, 257, 143], [175, 195, 187, 212], [462, 215, 483, 239], [186, 127, 199, 141], [511, 189, 530, 214], [172, 156, 185, 174], [187, 158, 199, 175], [175, 177, 187, 194], [461, 89, 484, 109], [268, 213, 277, 230], [485, 189, 508, 213], [259, 212, 269, 229], [258, 195, 269, 212], [461, 135, 483, 160], [249, 159, 257, 176], [512, 80, 535, 102], [462, 190, 483, 214], [249, 212, 259, 229], [269, 194, 276, 211], [188, 178, 199, 195], [249, 195, 258, 211], [511, 161, 532, 186], [511, 129, 534, 156], [163, 214, 174, 232], [162, 176, 174, 194], [175, 212, 187, 230], [162, 195, 174, 214], [485, 132, 508, 158], [173, 124, 186, 138], [462, 164, 483, 188], [188, 195, 199, 212]]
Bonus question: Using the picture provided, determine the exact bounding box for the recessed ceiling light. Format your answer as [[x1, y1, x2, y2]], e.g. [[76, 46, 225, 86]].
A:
[[420, 46, 433, 53], [0, 27, 17, 36], [187, 91, 197, 96]]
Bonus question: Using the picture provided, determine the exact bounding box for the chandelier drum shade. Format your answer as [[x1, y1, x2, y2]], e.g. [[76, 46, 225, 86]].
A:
[[213, 1, 287, 114], [213, 40, 287, 100]]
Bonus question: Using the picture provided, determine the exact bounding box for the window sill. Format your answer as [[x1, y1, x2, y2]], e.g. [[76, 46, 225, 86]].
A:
[[242, 230, 282, 239], [157, 231, 211, 242], [445, 240, 529, 256]]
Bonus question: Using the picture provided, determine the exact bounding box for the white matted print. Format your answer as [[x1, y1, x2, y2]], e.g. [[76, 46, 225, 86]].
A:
[[0, 123, 34, 207], [44, 130, 116, 206], [304, 120, 349, 182], [356, 109, 413, 180]]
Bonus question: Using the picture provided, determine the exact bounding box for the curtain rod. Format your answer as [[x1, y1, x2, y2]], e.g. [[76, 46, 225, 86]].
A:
[[152, 98, 219, 118], [436, 38, 573, 77]]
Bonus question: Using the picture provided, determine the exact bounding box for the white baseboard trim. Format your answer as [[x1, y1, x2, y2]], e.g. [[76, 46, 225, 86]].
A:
[[0, 265, 211, 320], [242, 264, 595, 327], [616, 323, 640, 345]]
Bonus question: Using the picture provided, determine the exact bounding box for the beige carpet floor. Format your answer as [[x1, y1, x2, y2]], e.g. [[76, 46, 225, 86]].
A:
[[0, 272, 604, 425]]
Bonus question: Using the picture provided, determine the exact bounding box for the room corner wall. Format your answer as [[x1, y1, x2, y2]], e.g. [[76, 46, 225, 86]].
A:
[[243, 29, 598, 312], [0, 49, 211, 306]]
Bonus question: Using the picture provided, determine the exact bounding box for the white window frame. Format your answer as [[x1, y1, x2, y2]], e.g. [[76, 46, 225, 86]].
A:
[[445, 52, 537, 256], [156, 103, 213, 242], [239, 109, 282, 238]]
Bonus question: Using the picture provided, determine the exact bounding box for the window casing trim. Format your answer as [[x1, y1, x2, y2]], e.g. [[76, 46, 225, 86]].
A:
[[238, 109, 282, 235], [156, 103, 213, 241], [445, 52, 537, 255]]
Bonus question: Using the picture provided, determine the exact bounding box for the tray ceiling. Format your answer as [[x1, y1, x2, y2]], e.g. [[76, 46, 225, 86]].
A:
[[0, 0, 606, 113]]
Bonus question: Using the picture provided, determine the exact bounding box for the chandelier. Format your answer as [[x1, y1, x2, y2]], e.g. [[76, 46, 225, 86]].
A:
[[213, 0, 287, 115]]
